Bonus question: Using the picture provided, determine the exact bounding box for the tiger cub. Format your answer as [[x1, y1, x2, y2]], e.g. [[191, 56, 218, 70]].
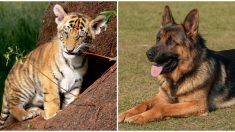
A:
[[0, 4, 106, 127]]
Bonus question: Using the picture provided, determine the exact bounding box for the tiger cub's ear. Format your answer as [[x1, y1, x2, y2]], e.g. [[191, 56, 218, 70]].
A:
[[90, 15, 106, 35], [53, 4, 67, 24]]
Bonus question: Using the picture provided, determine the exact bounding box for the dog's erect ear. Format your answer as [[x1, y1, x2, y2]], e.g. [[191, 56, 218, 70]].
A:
[[161, 5, 175, 27], [53, 4, 67, 25], [183, 9, 199, 36]]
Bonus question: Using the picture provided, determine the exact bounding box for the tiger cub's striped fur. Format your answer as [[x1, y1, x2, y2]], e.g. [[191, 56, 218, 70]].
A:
[[0, 4, 106, 128]]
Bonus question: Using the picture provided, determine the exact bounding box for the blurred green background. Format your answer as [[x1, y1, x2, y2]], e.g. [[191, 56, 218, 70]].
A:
[[118, 2, 235, 130], [0, 2, 48, 107]]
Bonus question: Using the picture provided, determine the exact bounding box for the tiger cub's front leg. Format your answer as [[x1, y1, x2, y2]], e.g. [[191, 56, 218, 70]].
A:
[[41, 79, 60, 120], [62, 88, 80, 109]]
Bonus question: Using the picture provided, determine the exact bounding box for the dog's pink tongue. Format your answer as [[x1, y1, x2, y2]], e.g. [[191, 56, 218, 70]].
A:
[[151, 65, 163, 77]]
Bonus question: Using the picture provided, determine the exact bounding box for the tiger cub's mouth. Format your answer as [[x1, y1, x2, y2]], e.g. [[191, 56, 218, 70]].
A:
[[65, 43, 90, 56]]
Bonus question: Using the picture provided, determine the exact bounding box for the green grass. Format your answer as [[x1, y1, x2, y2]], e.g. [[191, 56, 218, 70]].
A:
[[0, 2, 49, 106], [118, 2, 235, 130]]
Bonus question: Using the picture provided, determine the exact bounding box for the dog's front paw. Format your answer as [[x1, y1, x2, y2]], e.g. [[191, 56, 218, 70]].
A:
[[118, 111, 136, 123], [118, 112, 128, 123], [125, 114, 145, 124]]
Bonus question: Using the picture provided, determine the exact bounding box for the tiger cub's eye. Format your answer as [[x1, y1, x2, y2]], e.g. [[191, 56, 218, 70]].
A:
[[64, 26, 70, 36], [79, 29, 85, 37], [64, 31, 68, 36]]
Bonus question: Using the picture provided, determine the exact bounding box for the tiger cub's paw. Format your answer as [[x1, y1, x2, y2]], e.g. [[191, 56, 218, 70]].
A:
[[41, 110, 61, 120], [22, 110, 41, 121], [41, 112, 56, 120]]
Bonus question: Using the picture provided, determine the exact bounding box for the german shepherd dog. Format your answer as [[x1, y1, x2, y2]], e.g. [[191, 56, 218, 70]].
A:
[[118, 6, 235, 124]]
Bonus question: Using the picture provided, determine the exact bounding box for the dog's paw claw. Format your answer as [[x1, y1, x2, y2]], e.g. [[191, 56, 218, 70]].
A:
[[118, 111, 136, 123], [118, 113, 126, 123], [125, 114, 145, 124]]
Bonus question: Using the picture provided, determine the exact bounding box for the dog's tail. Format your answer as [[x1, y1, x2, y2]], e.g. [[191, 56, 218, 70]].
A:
[[0, 94, 9, 129]]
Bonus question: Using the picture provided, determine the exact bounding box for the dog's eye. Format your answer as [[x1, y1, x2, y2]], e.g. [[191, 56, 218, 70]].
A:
[[167, 36, 173, 45], [157, 36, 161, 42]]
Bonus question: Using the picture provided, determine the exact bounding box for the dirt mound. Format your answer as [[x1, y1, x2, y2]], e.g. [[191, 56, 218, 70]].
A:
[[3, 2, 116, 130]]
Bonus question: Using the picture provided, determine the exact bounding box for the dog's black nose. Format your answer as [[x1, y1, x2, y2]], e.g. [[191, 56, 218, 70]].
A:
[[146, 49, 155, 62]]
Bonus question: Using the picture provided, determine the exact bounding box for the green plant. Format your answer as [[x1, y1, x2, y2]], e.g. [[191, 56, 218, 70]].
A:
[[3, 46, 25, 66], [100, 10, 117, 24], [22, 124, 33, 129]]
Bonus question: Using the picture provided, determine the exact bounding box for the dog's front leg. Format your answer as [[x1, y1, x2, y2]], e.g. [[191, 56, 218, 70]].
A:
[[125, 101, 208, 124], [118, 90, 169, 123]]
